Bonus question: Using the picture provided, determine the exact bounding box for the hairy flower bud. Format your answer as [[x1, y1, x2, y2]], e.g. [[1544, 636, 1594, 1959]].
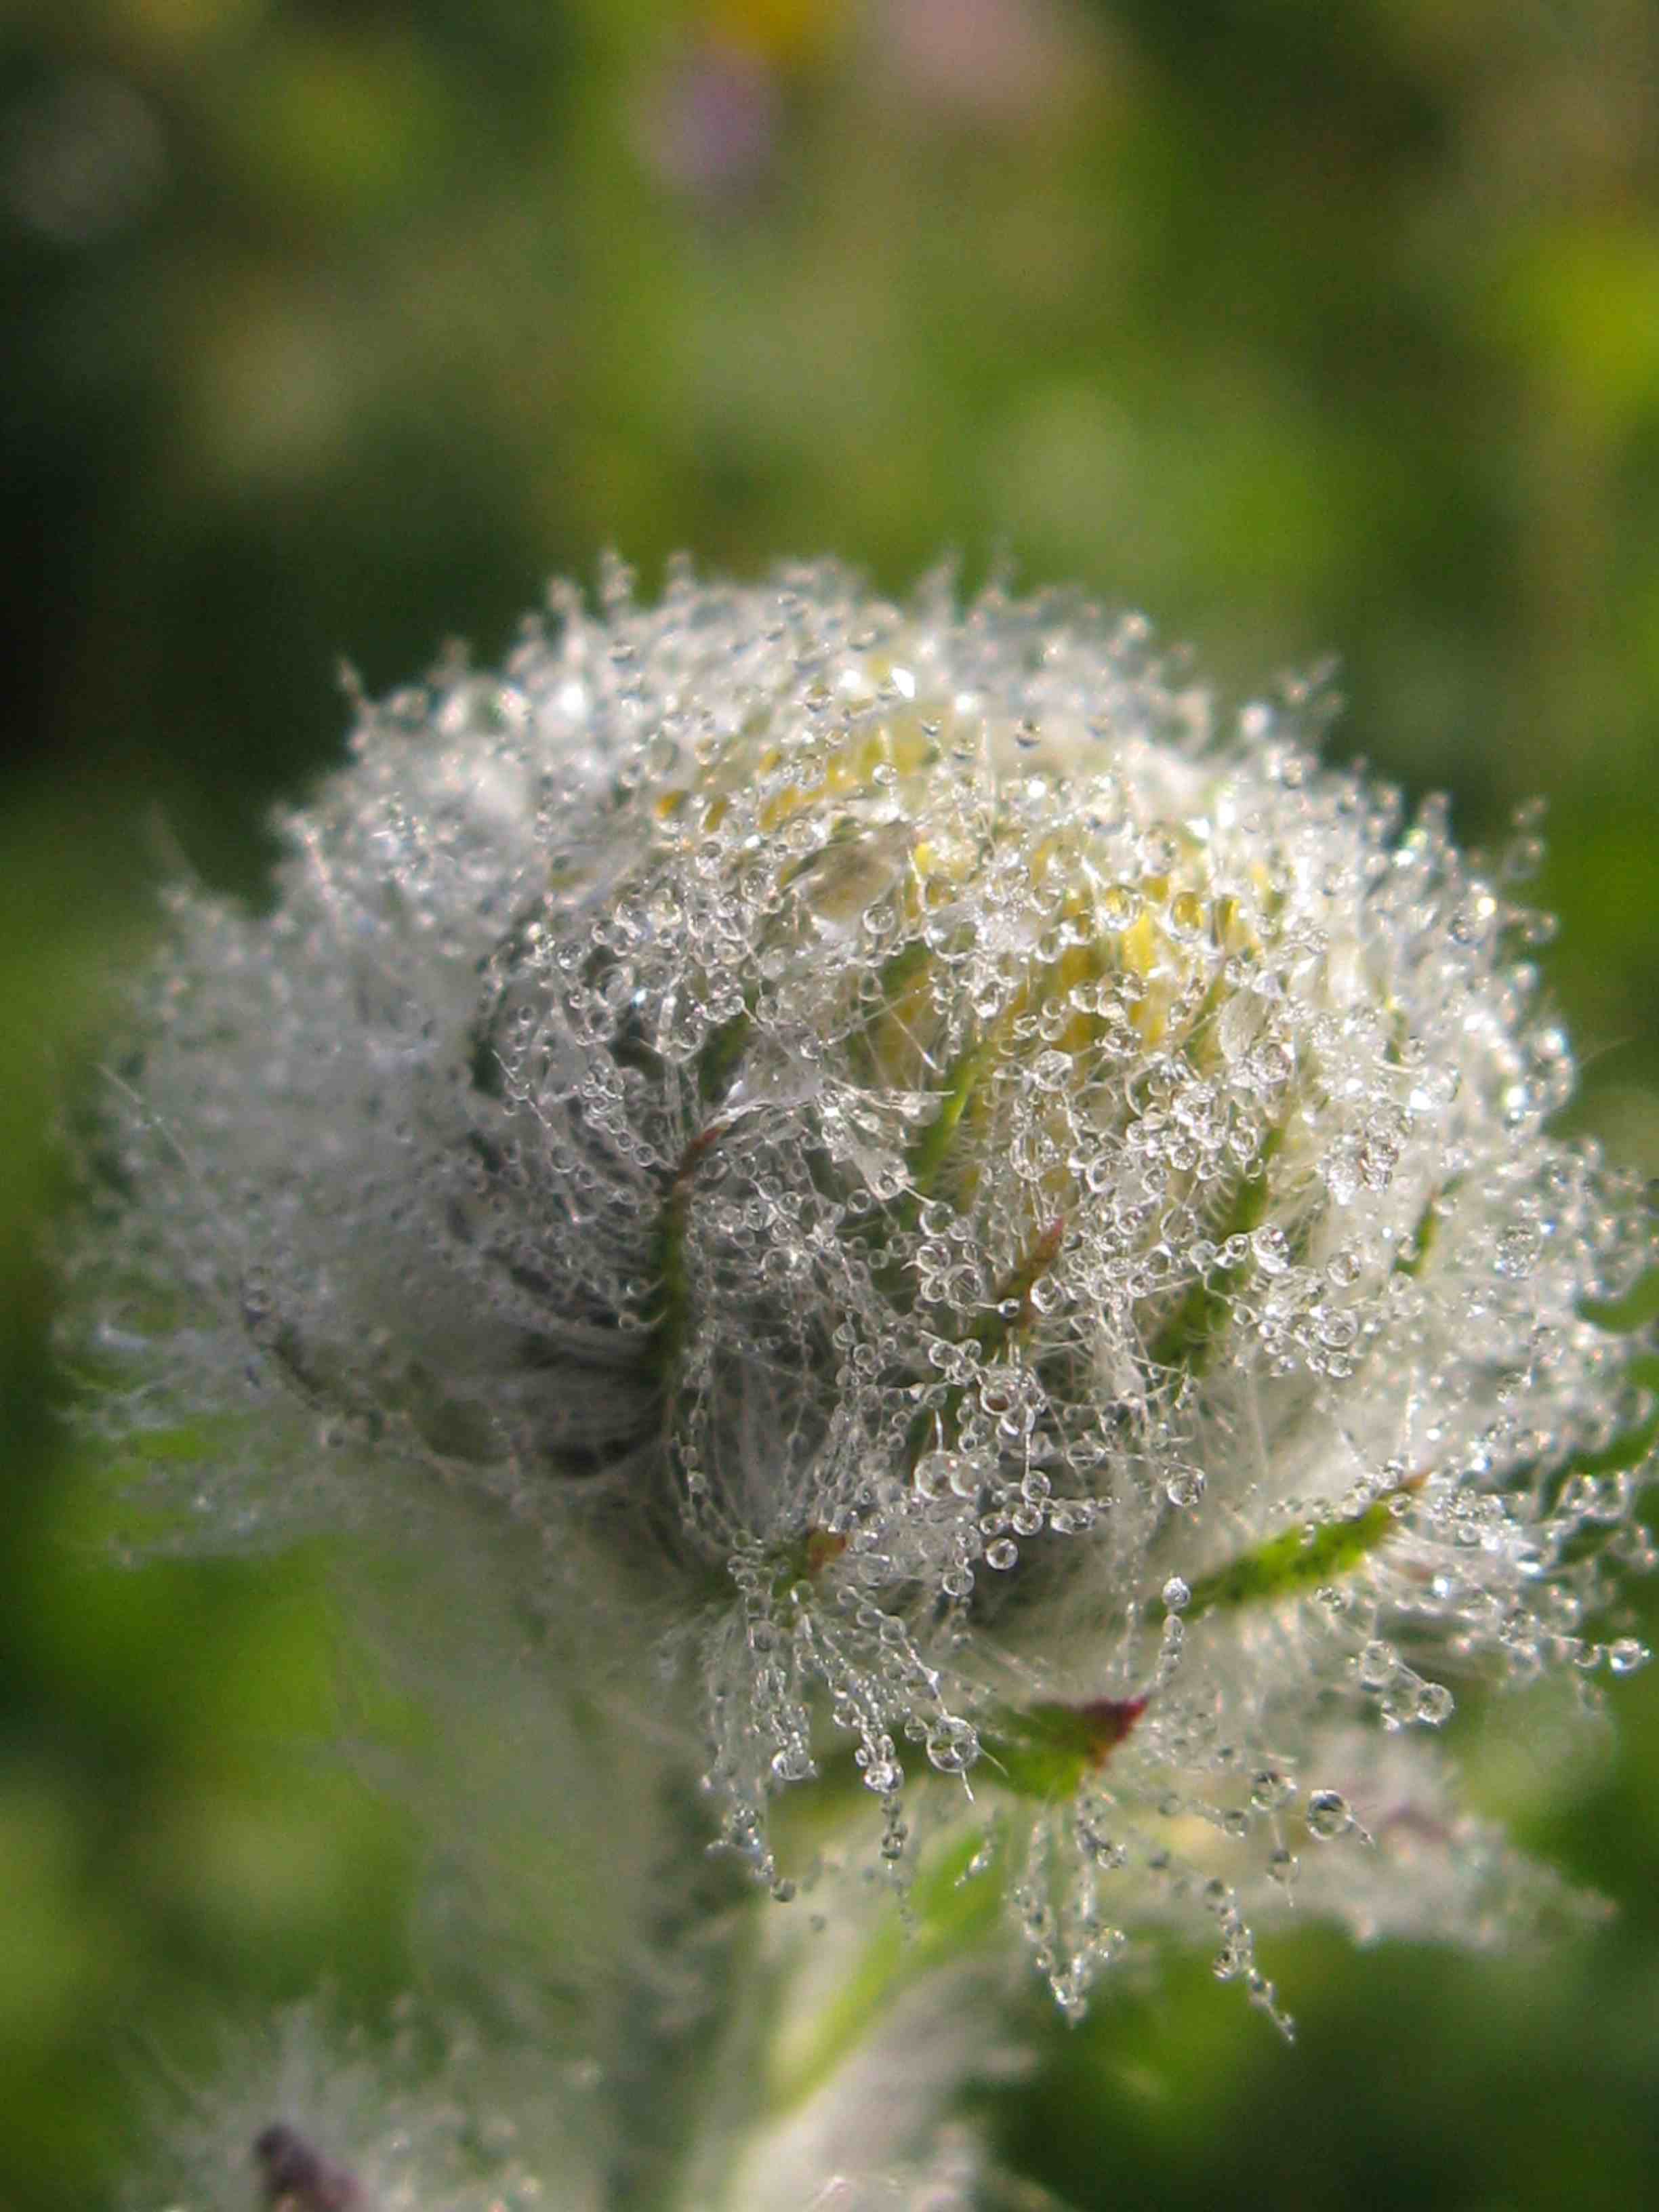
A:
[[68, 558, 1658, 2024], [132, 2005, 584, 2212]]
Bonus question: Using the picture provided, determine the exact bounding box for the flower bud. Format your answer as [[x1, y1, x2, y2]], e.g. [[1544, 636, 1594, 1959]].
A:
[[68, 559, 1658, 2020], [132, 2004, 583, 2212]]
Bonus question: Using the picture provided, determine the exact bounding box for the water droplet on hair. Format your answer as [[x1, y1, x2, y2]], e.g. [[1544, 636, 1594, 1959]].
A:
[[1306, 1790, 1353, 1841], [926, 1717, 979, 1774], [1415, 1681, 1454, 1725], [1165, 1465, 1206, 1509]]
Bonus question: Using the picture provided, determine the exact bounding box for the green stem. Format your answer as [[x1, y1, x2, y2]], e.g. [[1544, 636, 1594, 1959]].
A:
[[765, 1826, 1004, 2118], [607, 1782, 760, 2212]]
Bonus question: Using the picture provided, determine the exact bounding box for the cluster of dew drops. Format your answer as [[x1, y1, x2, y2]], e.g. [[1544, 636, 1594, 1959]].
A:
[[426, 564, 1659, 2017], [98, 560, 1656, 2032]]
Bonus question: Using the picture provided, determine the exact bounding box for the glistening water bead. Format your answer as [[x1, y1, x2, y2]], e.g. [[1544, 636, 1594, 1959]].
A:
[[68, 558, 1658, 2029]]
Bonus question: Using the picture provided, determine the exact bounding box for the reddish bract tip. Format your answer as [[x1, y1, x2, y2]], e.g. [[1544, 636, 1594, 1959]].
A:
[[804, 1525, 848, 1575], [1076, 1696, 1147, 1766]]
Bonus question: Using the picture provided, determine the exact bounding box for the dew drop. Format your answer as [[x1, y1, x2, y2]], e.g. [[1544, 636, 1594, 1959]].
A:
[[1247, 1040, 1294, 1090], [1165, 1465, 1206, 1509], [1315, 1305, 1359, 1352], [926, 1717, 980, 1774], [1494, 1225, 1542, 1281], [914, 1450, 958, 1501], [1166, 890, 1208, 943], [1306, 1790, 1353, 1841], [1252, 1225, 1291, 1275], [1357, 1639, 1397, 1692]]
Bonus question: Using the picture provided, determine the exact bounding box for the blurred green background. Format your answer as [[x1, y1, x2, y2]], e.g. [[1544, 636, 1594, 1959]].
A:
[[5, 1, 1659, 2205]]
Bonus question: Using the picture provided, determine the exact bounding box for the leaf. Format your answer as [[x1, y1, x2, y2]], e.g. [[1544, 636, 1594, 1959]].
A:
[[1393, 1193, 1441, 1278], [696, 1006, 752, 1107], [1150, 1479, 1419, 1624], [1579, 1267, 1659, 1335], [1146, 1129, 1282, 1373], [907, 1031, 999, 1200], [978, 1697, 1147, 1801]]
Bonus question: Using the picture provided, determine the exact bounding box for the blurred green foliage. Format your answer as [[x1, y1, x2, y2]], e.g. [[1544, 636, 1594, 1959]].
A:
[[5, 1, 1659, 2205]]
